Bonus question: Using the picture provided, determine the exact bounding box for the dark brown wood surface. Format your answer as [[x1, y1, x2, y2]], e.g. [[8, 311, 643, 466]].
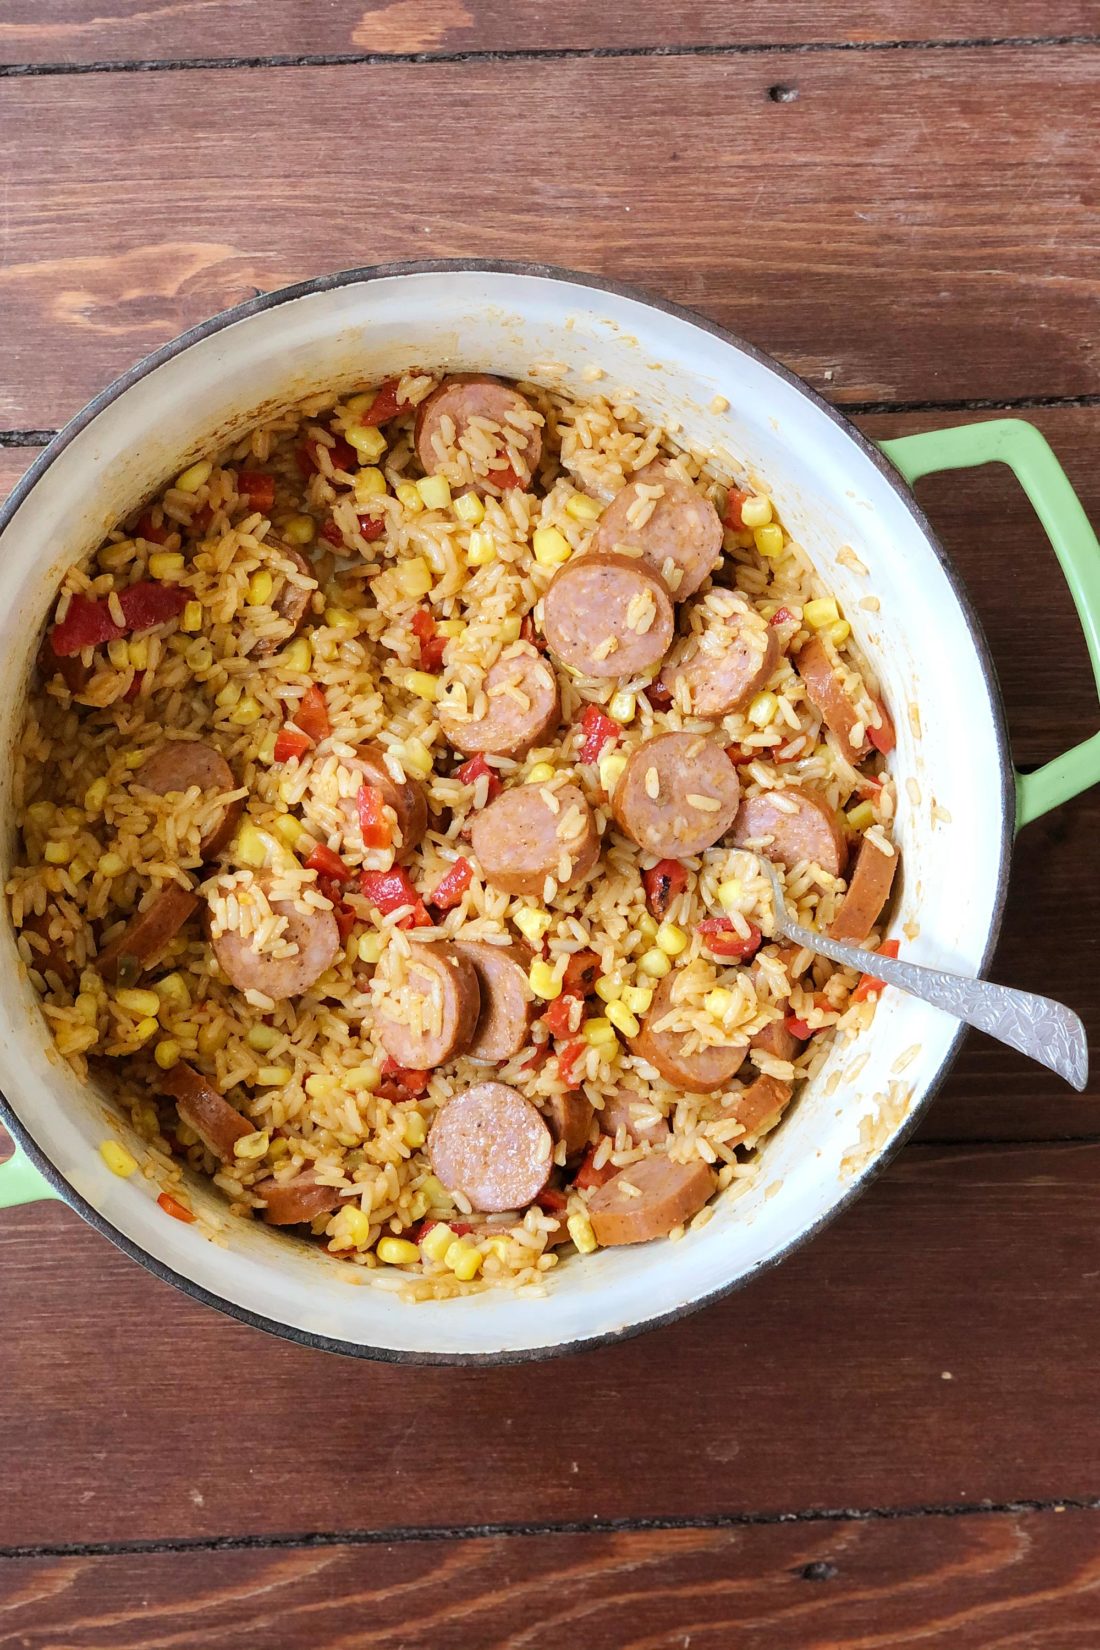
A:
[[0, 11, 1098, 1645]]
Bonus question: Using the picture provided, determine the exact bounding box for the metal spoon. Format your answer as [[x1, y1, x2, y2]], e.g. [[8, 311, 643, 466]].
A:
[[751, 855, 1089, 1092]]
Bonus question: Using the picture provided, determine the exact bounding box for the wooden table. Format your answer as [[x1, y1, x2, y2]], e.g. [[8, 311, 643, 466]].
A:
[[1, 7, 1097, 1643]]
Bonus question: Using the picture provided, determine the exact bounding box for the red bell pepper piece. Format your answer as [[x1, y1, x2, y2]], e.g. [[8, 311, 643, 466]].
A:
[[135, 511, 168, 544], [487, 463, 524, 492], [356, 784, 392, 850], [574, 1145, 618, 1190], [642, 859, 687, 920], [770, 606, 794, 627], [357, 513, 386, 543], [867, 702, 896, 755], [157, 1191, 196, 1224], [645, 679, 673, 712], [544, 993, 583, 1040], [785, 992, 834, 1041], [428, 856, 473, 911], [360, 867, 432, 929], [273, 725, 313, 763], [723, 487, 750, 531], [357, 378, 408, 426], [315, 872, 357, 938], [520, 613, 548, 654], [320, 518, 344, 548], [122, 670, 144, 701], [697, 916, 762, 961], [238, 471, 275, 512], [725, 744, 756, 767], [306, 842, 351, 882], [295, 683, 331, 745], [851, 939, 901, 1003], [557, 1038, 587, 1087], [535, 1186, 568, 1214], [378, 1057, 430, 1099], [298, 435, 356, 477], [561, 949, 601, 998], [50, 582, 188, 658], [410, 607, 446, 671], [455, 752, 501, 803], [578, 702, 620, 766]]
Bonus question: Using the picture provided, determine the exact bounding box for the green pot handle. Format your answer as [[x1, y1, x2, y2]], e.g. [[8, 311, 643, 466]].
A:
[[0, 1135, 59, 1207], [878, 419, 1100, 830]]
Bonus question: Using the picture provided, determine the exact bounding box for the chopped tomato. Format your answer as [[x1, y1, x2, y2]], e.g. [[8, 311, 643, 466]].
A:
[[411, 608, 446, 671], [867, 702, 896, 755], [487, 463, 524, 491], [643, 858, 687, 920], [378, 1058, 430, 1100], [557, 1038, 587, 1087], [295, 683, 331, 744], [697, 916, 762, 961], [157, 1191, 195, 1224], [851, 939, 901, 1003], [544, 993, 583, 1040], [306, 842, 351, 882], [360, 866, 432, 929], [723, 487, 750, 531], [238, 471, 275, 511], [50, 582, 188, 658], [316, 873, 357, 938], [122, 670, 144, 701], [135, 511, 168, 544], [455, 752, 501, 803], [770, 606, 794, 627], [429, 856, 473, 910], [574, 1145, 618, 1190], [535, 1185, 568, 1214], [561, 950, 601, 997], [357, 784, 392, 850], [357, 378, 408, 426], [320, 518, 345, 548], [578, 702, 620, 766], [357, 512, 386, 543], [298, 435, 356, 477], [645, 679, 673, 712], [520, 613, 547, 653], [273, 725, 313, 763]]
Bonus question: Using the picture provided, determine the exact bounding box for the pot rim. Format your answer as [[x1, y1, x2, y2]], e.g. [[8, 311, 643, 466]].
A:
[[0, 258, 1015, 1364]]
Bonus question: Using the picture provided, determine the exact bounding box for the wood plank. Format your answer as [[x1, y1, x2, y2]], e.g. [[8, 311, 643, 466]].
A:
[[0, 1141, 1098, 1547], [0, 47, 1098, 430], [1, 2, 1094, 65], [3, 1510, 1100, 1647]]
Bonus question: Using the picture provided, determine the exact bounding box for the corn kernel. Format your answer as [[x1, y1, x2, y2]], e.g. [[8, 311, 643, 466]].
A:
[[398, 736, 434, 780], [804, 597, 841, 631], [272, 814, 305, 850], [582, 1017, 616, 1046], [129, 638, 151, 672], [704, 987, 736, 1020], [345, 1062, 381, 1092], [185, 638, 214, 672], [149, 552, 185, 581], [637, 912, 658, 940], [269, 1136, 290, 1159], [434, 619, 465, 639], [747, 691, 778, 728], [445, 1238, 482, 1280], [353, 465, 388, 499], [116, 987, 161, 1017], [498, 615, 522, 642], [344, 392, 375, 416], [25, 801, 55, 830], [396, 481, 424, 515], [655, 921, 688, 956], [154, 1038, 180, 1070], [325, 607, 358, 633], [394, 556, 433, 600], [235, 821, 269, 868], [215, 680, 241, 707], [357, 931, 385, 966], [638, 946, 672, 978], [846, 800, 876, 832], [346, 424, 387, 462], [75, 992, 99, 1025], [453, 491, 485, 524], [176, 459, 212, 494], [595, 974, 623, 1003], [107, 637, 130, 669], [466, 529, 496, 566], [621, 984, 653, 1015], [825, 619, 852, 647], [532, 526, 571, 567], [567, 1211, 598, 1253], [43, 839, 72, 865], [529, 957, 563, 1001], [100, 1139, 137, 1177], [754, 524, 785, 559], [97, 851, 125, 878], [331, 1204, 372, 1248], [404, 669, 439, 702], [197, 1020, 228, 1057], [67, 856, 91, 884], [404, 1111, 427, 1148], [526, 762, 556, 785], [716, 877, 743, 913], [283, 514, 316, 546], [598, 750, 628, 794], [514, 906, 552, 946], [234, 1129, 271, 1161], [229, 695, 263, 726], [740, 494, 774, 528], [246, 570, 273, 607], [421, 1222, 455, 1262], [607, 1000, 640, 1038], [122, 749, 148, 770], [282, 636, 312, 672], [565, 492, 603, 522], [377, 1235, 421, 1266], [304, 1073, 336, 1099], [608, 690, 636, 724], [486, 1235, 511, 1262], [416, 475, 452, 511], [246, 1023, 280, 1052], [132, 1016, 159, 1044]]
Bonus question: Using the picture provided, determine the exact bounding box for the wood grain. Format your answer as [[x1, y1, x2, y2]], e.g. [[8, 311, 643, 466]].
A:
[[0, 46, 1098, 432], [1, 1141, 1098, 1548], [3, 1510, 1100, 1648]]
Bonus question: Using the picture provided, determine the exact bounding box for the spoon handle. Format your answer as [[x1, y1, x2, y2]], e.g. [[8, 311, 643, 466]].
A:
[[779, 915, 1089, 1092]]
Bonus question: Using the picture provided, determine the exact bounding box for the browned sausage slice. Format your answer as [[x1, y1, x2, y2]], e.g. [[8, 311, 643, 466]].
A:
[[611, 732, 741, 859], [97, 883, 200, 984], [591, 460, 723, 600], [37, 634, 90, 697], [375, 941, 481, 1069], [135, 739, 244, 859], [20, 907, 76, 987], [731, 786, 848, 878], [257, 1170, 345, 1226], [633, 970, 746, 1093], [541, 551, 674, 679], [828, 834, 899, 943], [543, 1090, 595, 1159], [598, 1088, 670, 1145], [440, 647, 560, 759], [415, 375, 543, 492], [749, 1015, 802, 1064], [157, 1062, 255, 1159], [470, 782, 599, 897], [662, 600, 779, 717], [342, 743, 428, 861], [452, 940, 535, 1063], [209, 877, 340, 1002], [587, 1155, 717, 1246], [428, 1081, 553, 1211], [796, 635, 871, 760], [725, 1073, 793, 1138], [253, 545, 316, 657]]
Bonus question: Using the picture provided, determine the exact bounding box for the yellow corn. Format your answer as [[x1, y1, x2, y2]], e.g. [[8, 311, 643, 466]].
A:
[[345, 1062, 381, 1092], [132, 1016, 159, 1044], [514, 906, 552, 946], [621, 984, 653, 1015], [97, 851, 126, 879], [153, 974, 191, 1017], [498, 615, 522, 642], [434, 619, 465, 639], [397, 736, 434, 780], [128, 638, 150, 671], [526, 762, 556, 785], [716, 877, 743, 913], [704, 987, 737, 1020], [255, 1065, 292, 1086], [595, 974, 623, 1003], [453, 491, 485, 524], [597, 750, 628, 795], [565, 492, 603, 522], [825, 619, 852, 647], [233, 1129, 271, 1161], [99, 1140, 137, 1177], [804, 597, 841, 631], [846, 800, 876, 832], [421, 1222, 455, 1262], [486, 1235, 511, 1262], [175, 459, 212, 494], [404, 1111, 427, 1148], [354, 465, 388, 499], [185, 638, 214, 672], [282, 636, 312, 672], [215, 680, 241, 707], [567, 1211, 598, 1253], [235, 821, 269, 868], [107, 637, 131, 669], [153, 1038, 180, 1070], [405, 669, 439, 702], [74, 992, 98, 1025], [357, 931, 385, 965], [25, 801, 55, 830], [116, 987, 161, 1018], [445, 1238, 482, 1280], [637, 911, 658, 940], [149, 551, 185, 581], [304, 1073, 336, 1099], [416, 475, 452, 511], [197, 1020, 228, 1057], [532, 526, 571, 567], [246, 1023, 280, 1052], [754, 524, 785, 559], [83, 777, 109, 814], [529, 957, 563, 1001], [396, 481, 423, 515], [268, 1137, 290, 1160], [377, 1236, 420, 1266], [283, 514, 316, 546], [740, 494, 773, 529], [324, 607, 358, 633], [465, 529, 496, 566], [638, 946, 672, 978], [228, 695, 263, 726], [607, 1000, 640, 1038], [68, 857, 92, 885], [331, 1204, 372, 1248], [394, 556, 433, 600], [747, 691, 778, 729], [346, 424, 387, 462], [244, 571, 273, 610], [655, 921, 688, 956], [344, 392, 375, 416], [608, 690, 636, 724], [582, 1017, 616, 1047], [272, 814, 305, 850], [122, 749, 148, 770]]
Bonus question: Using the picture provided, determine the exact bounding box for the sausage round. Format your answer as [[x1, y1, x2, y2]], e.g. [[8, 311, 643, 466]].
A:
[[598, 1087, 670, 1146], [415, 374, 543, 492], [749, 1015, 802, 1064], [254, 546, 315, 657], [157, 1062, 255, 1160], [541, 551, 674, 680], [796, 635, 871, 760], [730, 786, 848, 878], [586, 1155, 717, 1246], [591, 459, 723, 601], [96, 883, 200, 984], [375, 940, 481, 1070], [633, 970, 746, 1093], [440, 647, 560, 759], [611, 732, 741, 859], [828, 833, 898, 942], [662, 602, 779, 717], [342, 743, 428, 861], [135, 739, 243, 859], [452, 939, 535, 1063], [257, 1170, 345, 1226], [428, 1081, 553, 1211], [470, 782, 599, 897], [543, 1090, 595, 1159], [725, 1073, 793, 1138], [209, 877, 340, 1002], [20, 907, 76, 987]]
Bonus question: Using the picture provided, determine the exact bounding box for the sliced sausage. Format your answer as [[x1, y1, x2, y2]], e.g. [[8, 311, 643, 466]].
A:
[[253, 545, 315, 657], [440, 647, 561, 759], [543, 1090, 595, 1159], [156, 1062, 255, 1160], [452, 939, 535, 1063], [661, 603, 779, 717], [470, 782, 599, 897], [828, 834, 899, 943], [541, 551, 674, 679], [208, 877, 339, 1002], [415, 374, 543, 492], [20, 907, 76, 987], [725, 1074, 793, 1138], [796, 635, 871, 760], [749, 1015, 802, 1064], [428, 1081, 553, 1211], [731, 786, 848, 878], [633, 970, 746, 1093], [376, 941, 481, 1069], [598, 1087, 670, 1146], [97, 883, 200, 984], [587, 1154, 717, 1246], [611, 731, 741, 859], [135, 739, 244, 859], [37, 634, 90, 697], [257, 1170, 345, 1226], [591, 460, 723, 601], [342, 743, 428, 861]]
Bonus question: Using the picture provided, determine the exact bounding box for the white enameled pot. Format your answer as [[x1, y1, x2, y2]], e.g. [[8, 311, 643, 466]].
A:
[[2, 262, 1097, 1363]]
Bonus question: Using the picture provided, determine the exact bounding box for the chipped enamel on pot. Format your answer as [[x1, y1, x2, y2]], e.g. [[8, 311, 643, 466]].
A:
[[0, 263, 1021, 1361]]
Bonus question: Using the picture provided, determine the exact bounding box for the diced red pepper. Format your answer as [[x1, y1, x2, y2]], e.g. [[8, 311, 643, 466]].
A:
[[50, 582, 188, 658], [867, 702, 896, 755], [316, 873, 357, 938], [578, 702, 620, 766], [561, 950, 601, 998], [786, 992, 833, 1041], [455, 752, 501, 803], [295, 683, 331, 745], [544, 993, 583, 1040], [238, 471, 276, 512], [851, 939, 901, 1003], [520, 613, 547, 654], [517, 1042, 551, 1075], [645, 679, 673, 712], [320, 518, 345, 548], [357, 378, 408, 427], [357, 512, 386, 543], [697, 916, 762, 961], [157, 1191, 196, 1224], [642, 858, 688, 920], [122, 670, 144, 701], [410, 607, 446, 671], [557, 1038, 587, 1087], [306, 842, 351, 882], [723, 487, 751, 531], [725, 744, 756, 767], [135, 511, 168, 545], [487, 463, 524, 492], [429, 855, 473, 911], [273, 725, 313, 763], [298, 435, 356, 477], [191, 502, 214, 534], [356, 784, 392, 851], [535, 1186, 568, 1214], [770, 606, 794, 627], [360, 867, 432, 929], [574, 1145, 618, 1190], [378, 1058, 430, 1099]]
